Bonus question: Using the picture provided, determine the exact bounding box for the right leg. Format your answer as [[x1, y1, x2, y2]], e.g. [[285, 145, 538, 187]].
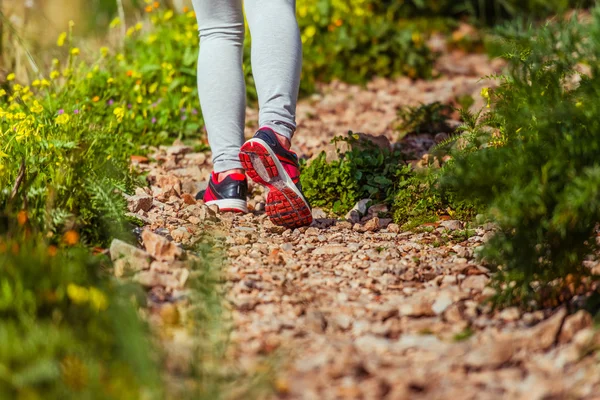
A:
[[192, 0, 245, 176]]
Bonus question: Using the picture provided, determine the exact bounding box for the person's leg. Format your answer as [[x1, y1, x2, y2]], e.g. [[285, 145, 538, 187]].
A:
[[192, 0, 245, 179], [244, 0, 302, 149]]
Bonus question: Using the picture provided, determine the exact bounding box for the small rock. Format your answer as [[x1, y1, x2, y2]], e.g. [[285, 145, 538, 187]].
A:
[[368, 204, 388, 216], [142, 229, 184, 261], [305, 227, 319, 236], [432, 292, 454, 315], [305, 310, 328, 333], [353, 199, 371, 216], [364, 217, 380, 232], [558, 310, 592, 344], [498, 307, 521, 322], [461, 274, 489, 291], [481, 231, 495, 243], [156, 174, 182, 196], [387, 223, 400, 233], [521, 307, 567, 351], [345, 210, 361, 224], [265, 221, 286, 234], [313, 245, 351, 255], [440, 220, 463, 231], [399, 296, 435, 317], [110, 239, 152, 277], [378, 218, 392, 229], [171, 227, 192, 242], [181, 193, 196, 205], [172, 268, 190, 288], [267, 249, 286, 265], [464, 340, 514, 368], [134, 270, 180, 288], [166, 144, 193, 156], [332, 314, 353, 331], [312, 208, 327, 219], [195, 205, 219, 222], [127, 194, 153, 213]]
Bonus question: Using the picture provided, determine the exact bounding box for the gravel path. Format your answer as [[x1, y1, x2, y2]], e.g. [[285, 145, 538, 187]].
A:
[[118, 46, 600, 399]]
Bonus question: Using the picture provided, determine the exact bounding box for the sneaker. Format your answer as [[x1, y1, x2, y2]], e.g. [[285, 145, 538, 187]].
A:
[[239, 128, 312, 229], [196, 172, 248, 213]]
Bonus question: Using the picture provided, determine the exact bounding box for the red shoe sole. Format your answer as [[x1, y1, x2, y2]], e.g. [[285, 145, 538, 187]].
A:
[[240, 140, 312, 229]]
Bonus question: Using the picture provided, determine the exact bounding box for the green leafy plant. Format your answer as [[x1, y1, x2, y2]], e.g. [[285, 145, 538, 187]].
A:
[[396, 101, 455, 137], [301, 132, 412, 214], [440, 8, 600, 308], [393, 168, 479, 229], [0, 231, 162, 399]]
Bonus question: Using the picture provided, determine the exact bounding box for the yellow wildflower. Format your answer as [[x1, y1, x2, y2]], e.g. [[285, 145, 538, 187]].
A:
[[135, 22, 143, 31], [107, 78, 114, 84], [55, 113, 70, 125], [163, 10, 174, 21], [50, 71, 60, 80], [7, 73, 15, 81], [31, 101, 44, 114], [67, 284, 89, 304], [69, 20, 75, 29], [0, 89, 5, 96], [113, 107, 125, 122], [100, 47, 109, 57], [481, 87, 491, 108], [40, 79, 51, 87], [109, 17, 121, 29], [57, 32, 67, 47], [32, 80, 41, 87], [126, 27, 135, 37], [89, 288, 108, 311], [70, 48, 80, 56]]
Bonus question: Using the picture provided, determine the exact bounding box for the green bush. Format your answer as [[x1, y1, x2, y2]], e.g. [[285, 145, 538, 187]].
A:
[[375, 0, 593, 25], [393, 170, 479, 229], [296, 0, 435, 93], [440, 8, 600, 307], [0, 233, 161, 399], [300, 133, 412, 214]]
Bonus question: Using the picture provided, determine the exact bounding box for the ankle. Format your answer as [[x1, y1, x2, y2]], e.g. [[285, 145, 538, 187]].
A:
[[217, 169, 245, 183], [274, 132, 292, 150]]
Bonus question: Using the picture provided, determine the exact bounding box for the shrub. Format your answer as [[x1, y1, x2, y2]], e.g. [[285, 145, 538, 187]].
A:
[[301, 133, 412, 214], [0, 232, 161, 399], [296, 0, 435, 93], [393, 170, 479, 229], [374, 0, 594, 25], [440, 8, 600, 307]]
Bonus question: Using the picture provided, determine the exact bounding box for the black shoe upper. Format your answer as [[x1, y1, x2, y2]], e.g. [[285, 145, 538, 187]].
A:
[[196, 174, 248, 201]]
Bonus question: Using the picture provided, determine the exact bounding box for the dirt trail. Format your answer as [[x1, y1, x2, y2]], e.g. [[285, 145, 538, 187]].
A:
[[125, 48, 600, 399]]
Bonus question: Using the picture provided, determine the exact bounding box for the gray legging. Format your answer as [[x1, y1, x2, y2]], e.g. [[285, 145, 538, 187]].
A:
[[192, 0, 302, 173]]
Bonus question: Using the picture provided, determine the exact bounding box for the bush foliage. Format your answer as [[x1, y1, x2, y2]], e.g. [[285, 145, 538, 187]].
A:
[[440, 8, 600, 307], [301, 133, 412, 215], [0, 233, 161, 399]]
